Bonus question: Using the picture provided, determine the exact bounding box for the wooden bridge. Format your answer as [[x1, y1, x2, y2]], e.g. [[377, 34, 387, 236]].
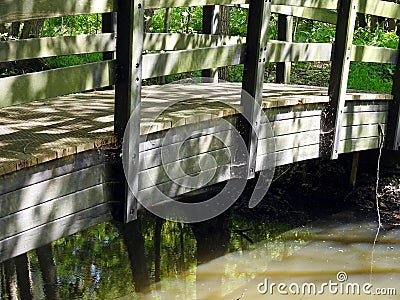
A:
[[1, 0, 400, 262]]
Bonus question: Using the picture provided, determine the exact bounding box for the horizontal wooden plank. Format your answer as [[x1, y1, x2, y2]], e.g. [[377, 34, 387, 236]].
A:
[[0, 34, 116, 63], [0, 183, 113, 241], [139, 129, 235, 170], [266, 41, 332, 62], [145, 0, 245, 9], [137, 165, 231, 202], [258, 130, 320, 155], [260, 115, 322, 139], [144, 33, 244, 51], [256, 144, 320, 170], [0, 150, 116, 195], [138, 147, 233, 190], [339, 137, 381, 153], [263, 107, 323, 122], [0, 203, 112, 263], [139, 117, 236, 152], [142, 44, 245, 78], [271, 5, 337, 24], [360, 0, 400, 20], [0, 60, 115, 107], [344, 103, 389, 113], [342, 112, 388, 127], [271, 0, 338, 10], [351, 45, 398, 64], [0, 163, 114, 217], [340, 124, 387, 140], [0, 0, 116, 23]]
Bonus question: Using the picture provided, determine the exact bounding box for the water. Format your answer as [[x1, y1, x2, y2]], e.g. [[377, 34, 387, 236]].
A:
[[1, 210, 399, 299]]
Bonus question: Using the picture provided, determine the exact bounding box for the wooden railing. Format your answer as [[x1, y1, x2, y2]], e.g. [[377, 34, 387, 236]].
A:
[[0, 0, 399, 221]]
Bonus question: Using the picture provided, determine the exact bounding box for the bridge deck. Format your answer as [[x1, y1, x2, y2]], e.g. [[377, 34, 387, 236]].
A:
[[0, 82, 392, 176]]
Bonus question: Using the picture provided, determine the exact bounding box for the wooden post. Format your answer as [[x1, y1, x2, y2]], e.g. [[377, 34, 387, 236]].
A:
[[202, 5, 219, 82], [102, 12, 117, 61], [387, 23, 400, 150], [350, 152, 359, 188], [240, 0, 272, 179], [276, 14, 293, 84], [321, 0, 357, 159], [115, 0, 144, 223]]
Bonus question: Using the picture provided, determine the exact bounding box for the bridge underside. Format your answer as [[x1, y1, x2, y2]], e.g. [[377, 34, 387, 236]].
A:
[[0, 82, 392, 262]]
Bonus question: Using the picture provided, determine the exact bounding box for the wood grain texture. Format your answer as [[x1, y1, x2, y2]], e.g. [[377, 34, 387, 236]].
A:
[[0, 0, 116, 23], [0, 34, 116, 63]]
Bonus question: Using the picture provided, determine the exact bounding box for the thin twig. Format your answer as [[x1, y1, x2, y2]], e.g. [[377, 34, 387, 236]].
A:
[[370, 123, 384, 281]]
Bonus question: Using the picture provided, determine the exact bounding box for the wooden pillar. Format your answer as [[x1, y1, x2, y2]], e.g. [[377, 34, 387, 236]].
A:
[[240, 0, 272, 179], [321, 0, 357, 159], [202, 5, 219, 82], [102, 12, 117, 61], [276, 14, 293, 84], [115, 0, 144, 223], [350, 152, 359, 188], [387, 23, 400, 150]]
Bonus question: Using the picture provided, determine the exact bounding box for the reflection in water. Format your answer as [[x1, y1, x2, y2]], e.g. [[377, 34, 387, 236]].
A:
[[0, 211, 399, 299]]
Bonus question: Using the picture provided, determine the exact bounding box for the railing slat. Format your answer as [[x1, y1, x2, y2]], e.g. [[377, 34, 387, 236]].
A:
[[0, 61, 115, 108], [0, 34, 116, 63], [145, 0, 245, 9], [142, 44, 245, 79], [360, 0, 400, 20], [0, 0, 117, 23]]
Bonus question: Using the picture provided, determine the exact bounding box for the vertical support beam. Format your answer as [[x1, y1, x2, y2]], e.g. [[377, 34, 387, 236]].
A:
[[102, 12, 117, 61], [115, 0, 144, 223], [321, 0, 357, 159], [240, 0, 272, 179], [276, 14, 293, 84], [350, 152, 359, 188], [202, 5, 220, 81], [387, 24, 400, 150]]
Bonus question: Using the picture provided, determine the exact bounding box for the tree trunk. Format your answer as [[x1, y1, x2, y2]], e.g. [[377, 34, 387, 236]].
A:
[[20, 19, 45, 39], [356, 13, 367, 28], [14, 254, 33, 300], [218, 5, 230, 81], [144, 9, 155, 32], [2, 260, 18, 300]]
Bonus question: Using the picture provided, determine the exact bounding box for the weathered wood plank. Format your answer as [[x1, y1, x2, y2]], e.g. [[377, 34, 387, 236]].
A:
[[0, 0, 117, 23], [0, 34, 116, 63], [0, 183, 113, 241], [142, 44, 245, 79], [144, 33, 244, 51], [138, 147, 233, 190], [342, 112, 388, 126], [340, 124, 387, 140], [145, 0, 245, 9], [258, 130, 320, 155], [137, 165, 231, 201], [271, 0, 337, 10], [0, 61, 116, 107], [260, 115, 321, 138], [266, 41, 332, 62], [339, 137, 381, 153], [256, 144, 320, 171], [0, 203, 112, 264], [360, 0, 400, 20], [0, 150, 117, 195], [139, 129, 234, 170], [351, 45, 398, 64], [271, 5, 337, 24], [263, 107, 323, 122], [139, 117, 236, 152], [344, 103, 389, 113], [0, 163, 114, 218]]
